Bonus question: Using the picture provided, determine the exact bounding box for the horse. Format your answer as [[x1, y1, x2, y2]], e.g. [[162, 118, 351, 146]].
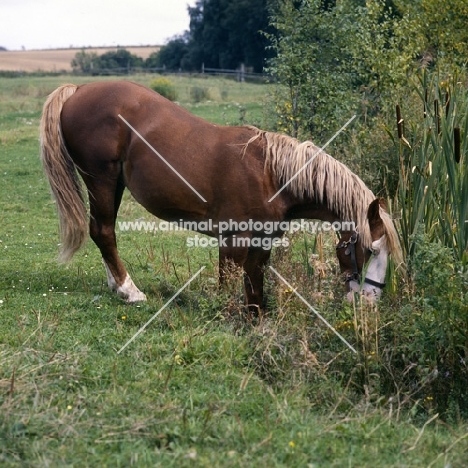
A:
[[40, 81, 402, 312]]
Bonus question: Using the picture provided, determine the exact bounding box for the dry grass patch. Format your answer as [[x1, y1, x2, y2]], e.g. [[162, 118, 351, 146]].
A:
[[0, 46, 161, 72]]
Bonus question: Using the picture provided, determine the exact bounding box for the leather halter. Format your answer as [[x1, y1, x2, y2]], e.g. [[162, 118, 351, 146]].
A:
[[336, 231, 386, 290]]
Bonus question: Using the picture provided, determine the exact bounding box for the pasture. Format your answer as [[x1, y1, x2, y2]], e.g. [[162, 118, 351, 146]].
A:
[[0, 75, 467, 467]]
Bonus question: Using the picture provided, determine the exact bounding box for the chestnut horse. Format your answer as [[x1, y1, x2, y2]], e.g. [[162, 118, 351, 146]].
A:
[[40, 81, 401, 310]]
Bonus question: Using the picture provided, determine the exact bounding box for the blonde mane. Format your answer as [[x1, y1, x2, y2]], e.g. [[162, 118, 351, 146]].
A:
[[250, 129, 402, 263]]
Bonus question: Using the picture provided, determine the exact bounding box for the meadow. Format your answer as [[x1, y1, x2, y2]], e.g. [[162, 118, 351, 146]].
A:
[[1, 74, 467, 467]]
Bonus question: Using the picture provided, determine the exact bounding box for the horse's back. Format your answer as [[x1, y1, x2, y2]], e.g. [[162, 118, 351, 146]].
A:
[[60, 80, 253, 160], [58, 81, 273, 222]]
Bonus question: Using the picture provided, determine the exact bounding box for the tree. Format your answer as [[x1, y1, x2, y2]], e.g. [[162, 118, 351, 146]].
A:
[[157, 0, 273, 72], [71, 48, 144, 73], [402, 0, 468, 70], [267, 0, 468, 140], [222, 0, 273, 72], [266, 0, 361, 138], [71, 49, 99, 73], [146, 34, 190, 70], [266, 0, 435, 139], [96, 49, 143, 70]]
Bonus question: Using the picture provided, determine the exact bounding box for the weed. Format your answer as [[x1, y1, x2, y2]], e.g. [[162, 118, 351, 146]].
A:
[[149, 77, 178, 101], [190, 86, 210, 103]]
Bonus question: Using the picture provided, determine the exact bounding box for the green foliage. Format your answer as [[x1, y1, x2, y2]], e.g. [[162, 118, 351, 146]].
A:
[[189, 86, 210, 103], [147, 0, 272, 73], [266, 0, 468, 144], [186, 0, 273, 72], [405, 233, 467, 419], [146, 36, 190, 71], [149, 77, 178, 101], [266, 0, 356, 138], [266, 0, 415, 140], [402, 0, 468, 70], [71, 48, 143, 73], [395, 71, 468, 263], [389, 72, 468, 418], [70, 49, 99, 73], [96, 48, 144, 70]]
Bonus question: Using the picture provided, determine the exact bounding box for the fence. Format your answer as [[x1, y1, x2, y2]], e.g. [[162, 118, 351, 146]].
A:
[[2, 64, 270, 82], [82, 63, 267, 82]]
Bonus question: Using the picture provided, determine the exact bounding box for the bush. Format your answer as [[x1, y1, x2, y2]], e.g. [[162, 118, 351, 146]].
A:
[[190, 86, 210, 103], [408, 232, 468, 419], [149, 78, 177, 101], [71, 48, 143, 73]]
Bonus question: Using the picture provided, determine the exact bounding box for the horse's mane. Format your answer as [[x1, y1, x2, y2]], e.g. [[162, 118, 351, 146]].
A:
[[248, 128, 402, 263]]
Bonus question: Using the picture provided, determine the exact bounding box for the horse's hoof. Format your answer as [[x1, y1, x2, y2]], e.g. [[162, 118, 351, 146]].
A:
[[117, 274, 147, 303], [127, 291, 147, 303]]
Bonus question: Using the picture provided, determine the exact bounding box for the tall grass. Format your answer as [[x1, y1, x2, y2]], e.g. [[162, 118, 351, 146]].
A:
[[395, 71, 468, 264], [391, 71, 468, 418]]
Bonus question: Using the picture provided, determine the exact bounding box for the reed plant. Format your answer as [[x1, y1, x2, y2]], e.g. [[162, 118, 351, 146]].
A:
[[391, 71, 468, 418], [395, 71, 468, 265]]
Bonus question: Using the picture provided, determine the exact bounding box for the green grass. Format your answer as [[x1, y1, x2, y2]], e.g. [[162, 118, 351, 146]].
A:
[[1, 75, 467, 467]]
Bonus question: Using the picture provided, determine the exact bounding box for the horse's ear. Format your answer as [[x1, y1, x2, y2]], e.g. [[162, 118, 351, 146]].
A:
[[378, 197, 388, 212], [367, 198, 385, 232]]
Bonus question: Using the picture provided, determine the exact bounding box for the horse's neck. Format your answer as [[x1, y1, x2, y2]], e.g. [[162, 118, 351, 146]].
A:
[[284, 196, 342, 223]]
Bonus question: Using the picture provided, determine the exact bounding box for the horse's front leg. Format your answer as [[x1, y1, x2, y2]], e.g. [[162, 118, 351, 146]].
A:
[[218, 233, 249, 285], [242, 246, 272, 315], [218, 233, 271, 316], [218, 232, 250, 308]]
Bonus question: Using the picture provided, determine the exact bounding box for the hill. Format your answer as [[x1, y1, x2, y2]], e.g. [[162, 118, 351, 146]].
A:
[[0, 46, 161, 72]]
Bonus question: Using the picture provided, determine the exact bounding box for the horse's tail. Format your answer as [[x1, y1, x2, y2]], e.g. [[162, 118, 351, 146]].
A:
[[40, 84, 88, 263]]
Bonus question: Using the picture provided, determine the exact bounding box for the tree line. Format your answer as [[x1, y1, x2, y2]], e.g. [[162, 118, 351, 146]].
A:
[[72, 0, 272, 74], [71, 0, 468, 143], [72, 0, 468, 82]]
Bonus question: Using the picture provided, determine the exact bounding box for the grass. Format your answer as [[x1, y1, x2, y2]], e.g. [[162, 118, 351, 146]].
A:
[[1, 74, 468, 467]]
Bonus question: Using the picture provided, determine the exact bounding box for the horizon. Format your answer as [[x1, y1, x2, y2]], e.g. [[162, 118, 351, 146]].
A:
[[0, 0, 195, 52], [1, 44, 163, 52]]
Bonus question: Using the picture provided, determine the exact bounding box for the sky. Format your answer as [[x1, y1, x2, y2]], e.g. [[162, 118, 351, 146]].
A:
[[0, 0, 197, 51]]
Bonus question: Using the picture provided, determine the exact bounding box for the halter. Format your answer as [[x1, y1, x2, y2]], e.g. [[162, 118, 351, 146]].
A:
[[336, 231, 386, 290]]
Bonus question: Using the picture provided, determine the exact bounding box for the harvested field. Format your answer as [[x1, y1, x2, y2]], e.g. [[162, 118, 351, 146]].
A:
[[0, 46, 161, 72]]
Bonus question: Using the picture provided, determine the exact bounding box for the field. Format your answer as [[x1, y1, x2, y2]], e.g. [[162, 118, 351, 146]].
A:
[[1, 74, 467, 467], [0, 47, 161, 72]]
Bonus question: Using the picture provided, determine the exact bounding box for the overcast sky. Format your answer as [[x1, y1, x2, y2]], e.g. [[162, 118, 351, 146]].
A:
[[0, 0, 197, 51]]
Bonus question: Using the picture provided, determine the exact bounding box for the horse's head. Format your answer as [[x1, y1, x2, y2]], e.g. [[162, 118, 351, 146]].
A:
[[336, 198, 390, 303]]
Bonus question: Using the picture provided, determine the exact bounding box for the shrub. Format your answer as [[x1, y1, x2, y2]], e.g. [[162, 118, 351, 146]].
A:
[[409, 232, 468, 419], [378, 232, 468, 421], [190, 86, 210, 103], [149, 78, 177, 101]]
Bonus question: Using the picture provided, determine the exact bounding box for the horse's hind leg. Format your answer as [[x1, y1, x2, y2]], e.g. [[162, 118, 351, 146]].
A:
[[83, 171, 146, 303]]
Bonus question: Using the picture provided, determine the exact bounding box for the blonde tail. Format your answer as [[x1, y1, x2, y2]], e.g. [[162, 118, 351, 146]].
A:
[[40, 84, 88, 262]]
